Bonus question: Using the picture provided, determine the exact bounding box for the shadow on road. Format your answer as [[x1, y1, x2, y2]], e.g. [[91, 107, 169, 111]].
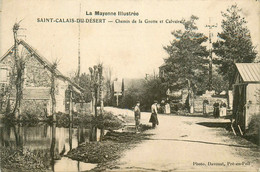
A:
[[148, 138, 258, 149], [196, 122, 231, 128]]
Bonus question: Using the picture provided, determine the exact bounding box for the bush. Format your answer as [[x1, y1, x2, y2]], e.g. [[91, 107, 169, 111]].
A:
[[0, 147, 50, 171], [94, 111, 123, 130], [170, 103, 185, 112], [22, 100, 48, 120], [20, 112, 39, 124], [245, 113, 260, 145], [55, 112, 70, 127]]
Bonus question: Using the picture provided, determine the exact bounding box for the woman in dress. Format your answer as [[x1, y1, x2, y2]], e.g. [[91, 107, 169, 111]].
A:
[[165, 102, 171, 114], [149, 100, 159, 128]]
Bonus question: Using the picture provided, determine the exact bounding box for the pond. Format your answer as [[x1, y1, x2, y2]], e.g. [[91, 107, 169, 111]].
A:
[[0, 122, 107, 171]]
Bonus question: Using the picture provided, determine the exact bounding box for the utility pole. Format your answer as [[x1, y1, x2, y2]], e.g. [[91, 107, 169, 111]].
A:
[[77, 3, 81, 80], [205, 18, 217, 91]]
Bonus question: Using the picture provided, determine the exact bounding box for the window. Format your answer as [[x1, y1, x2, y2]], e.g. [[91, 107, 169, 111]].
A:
[[0, 67, 8, 83]]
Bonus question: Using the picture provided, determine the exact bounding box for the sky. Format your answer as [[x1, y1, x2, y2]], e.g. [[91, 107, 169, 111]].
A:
[[0, 0, 259, 79]]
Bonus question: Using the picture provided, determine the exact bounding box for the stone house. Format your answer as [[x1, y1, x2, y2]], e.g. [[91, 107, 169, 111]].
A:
[[0, 39, 84, 116]]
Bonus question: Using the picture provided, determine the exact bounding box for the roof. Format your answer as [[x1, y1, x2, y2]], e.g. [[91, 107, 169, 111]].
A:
[[113, 81, 122, 92], [236, 63, 260, 82], [0, 39, 84, 92], [10, 87, 50, 100]]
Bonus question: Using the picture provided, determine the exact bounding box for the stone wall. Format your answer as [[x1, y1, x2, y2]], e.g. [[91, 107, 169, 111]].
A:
[[194, 96, 228, 113]]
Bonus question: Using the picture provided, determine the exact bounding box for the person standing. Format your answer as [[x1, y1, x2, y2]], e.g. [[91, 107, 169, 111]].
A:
[[134, 101, 141, 132], [165, 102, 170, 114], [149, 100, 159, 128], [160, 99, 165, 113], [220, 101, 227, 117], [213, 101, 220, 118]]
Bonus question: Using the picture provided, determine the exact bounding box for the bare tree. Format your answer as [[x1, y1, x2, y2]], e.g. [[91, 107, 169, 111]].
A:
[[50, 60, 58, 122], [12, 22, 25, 120], [89, 63, 104, 117]]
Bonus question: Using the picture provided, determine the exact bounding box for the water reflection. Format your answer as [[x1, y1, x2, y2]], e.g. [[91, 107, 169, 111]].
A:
[[50, 123, 56, 171], [89, 125, 105, 142], [0, 122, 98, 171]]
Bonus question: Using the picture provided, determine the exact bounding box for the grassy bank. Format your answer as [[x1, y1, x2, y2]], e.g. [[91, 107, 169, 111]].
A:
[[66, 124, 153, 171], [2, 110, 124, 130], [244, 113, 260, 145], [0, 147, 56, 172]]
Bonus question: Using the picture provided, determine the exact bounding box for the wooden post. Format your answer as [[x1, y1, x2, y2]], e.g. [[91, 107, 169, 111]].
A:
[[94, 87, 98, 117], [69, 86, 73, 122], [69, 123, 72, 150], [116, 93, 119, 107], [231, 123, 237, 136], [238, 125, 243, 136]]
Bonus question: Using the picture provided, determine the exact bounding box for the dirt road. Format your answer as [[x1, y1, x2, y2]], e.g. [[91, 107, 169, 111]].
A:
[[105, 107, 259, 172]]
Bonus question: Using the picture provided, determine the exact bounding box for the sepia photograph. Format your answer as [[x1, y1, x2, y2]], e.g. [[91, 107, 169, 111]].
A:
[[0, 0, 259, 171]]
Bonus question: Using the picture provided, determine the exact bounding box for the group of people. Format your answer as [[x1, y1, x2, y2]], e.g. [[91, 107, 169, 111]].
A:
[[159, 100, 171, 114], [134, 100, 159, 131], [213, 101, 227, 118], [134, 99, 228, 131]]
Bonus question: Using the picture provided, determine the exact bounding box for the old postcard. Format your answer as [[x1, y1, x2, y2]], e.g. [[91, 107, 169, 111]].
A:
[[0, 0, 259, 171]]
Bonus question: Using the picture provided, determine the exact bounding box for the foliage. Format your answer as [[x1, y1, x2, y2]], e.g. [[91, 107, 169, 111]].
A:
[[120, 77, 167, 111], [55, 112, 70, 127], [103, 67, 113, 106], [89, 63, 104, 116], [55, 111, 92, 127], [74, 73, 92, 103], [120, 79, 145, 109], [0, 147, 51, 171], [212, 70, 229, 94], [213, 4, 257, 88], [94, 111, 123, 130], [141, 77, 167, 110], [20, 113, 39, 124], [163, 15, 209, 92], [54, 110, 123, 129], [22, 100, 48, 119], [245, 113, 260, 145]]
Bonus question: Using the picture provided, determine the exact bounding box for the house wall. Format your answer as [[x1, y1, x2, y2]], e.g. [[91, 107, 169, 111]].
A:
[[1, 46, 52, 88], [55, 79, 68, 113], [1, 44, 70, 114], [245, 84, 260, 128]]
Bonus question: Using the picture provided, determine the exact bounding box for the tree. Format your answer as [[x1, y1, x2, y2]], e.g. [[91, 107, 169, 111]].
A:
[[213, 4, 257, 89], [76, 73, 92, 103], [89, 63, 103, 117], [103, 66, 113, 106], [50, 61, 58, 121], [142, 76, 167, 110], [163, 15, 209, 93], [12, 22, 26, 119], [120, 77, 167, 111]]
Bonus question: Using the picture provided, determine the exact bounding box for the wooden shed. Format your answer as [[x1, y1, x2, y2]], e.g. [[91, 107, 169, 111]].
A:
[[232, 63, 260, 132]]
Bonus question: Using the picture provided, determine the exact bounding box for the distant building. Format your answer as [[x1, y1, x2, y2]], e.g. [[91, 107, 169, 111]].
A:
[[232, 63, 260, 131], [0, 39, 84, 115], [159, 64, 166, 78]]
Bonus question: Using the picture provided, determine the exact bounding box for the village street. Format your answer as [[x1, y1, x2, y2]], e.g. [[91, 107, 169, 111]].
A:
[[104, 107, 260, 172]]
